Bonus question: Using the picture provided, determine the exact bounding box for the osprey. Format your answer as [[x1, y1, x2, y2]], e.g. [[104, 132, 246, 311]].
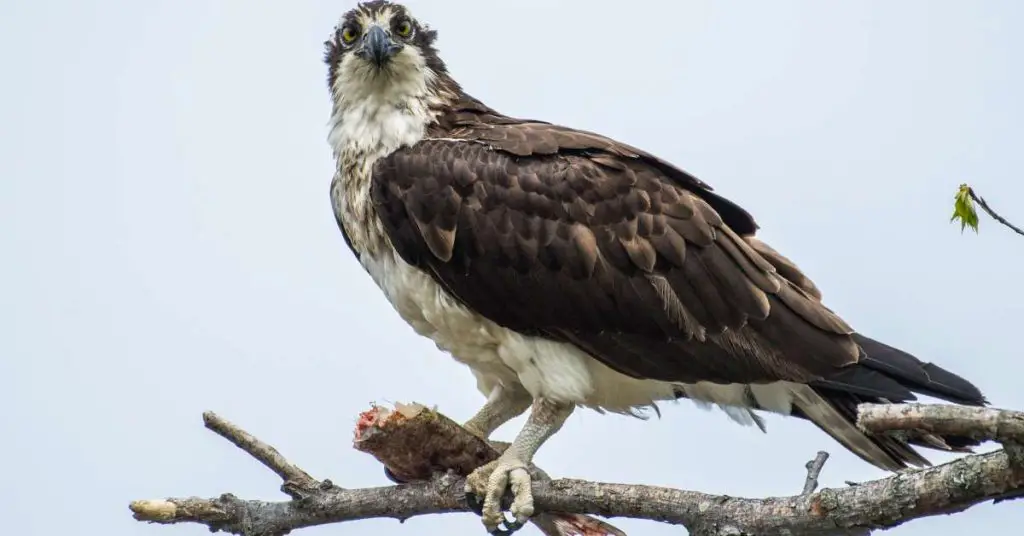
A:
[[324, 2, 988, 532]]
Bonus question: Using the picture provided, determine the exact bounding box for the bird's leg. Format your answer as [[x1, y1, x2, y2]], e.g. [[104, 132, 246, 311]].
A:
[[461, 386, 531, 520], [465, 398, 574, 535], [462, 385, 532, 440]]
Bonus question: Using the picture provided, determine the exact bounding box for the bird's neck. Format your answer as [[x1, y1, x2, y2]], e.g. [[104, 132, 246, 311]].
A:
[[327, 71, 466, 159], [328, 98, 432, 161], [327, 73, 463, 259]]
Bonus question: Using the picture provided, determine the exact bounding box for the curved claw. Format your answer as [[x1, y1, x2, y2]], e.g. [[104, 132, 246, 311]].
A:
[[465, 461, 531, 533], [489, 513, 525, 536], [464, 489, 517, 522], [464, 489, 485, 516], [466, 493, 524, 535]]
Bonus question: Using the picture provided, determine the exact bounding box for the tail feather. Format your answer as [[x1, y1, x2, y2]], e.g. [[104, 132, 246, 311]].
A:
[[851, 333, 987, 406], [792, 334, 988, 471], [788, 385, 922, 472]]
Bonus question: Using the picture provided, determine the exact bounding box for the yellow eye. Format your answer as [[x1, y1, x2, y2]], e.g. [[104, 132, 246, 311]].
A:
[[340, 26, 359, 44], [396, 20, 413, 37]]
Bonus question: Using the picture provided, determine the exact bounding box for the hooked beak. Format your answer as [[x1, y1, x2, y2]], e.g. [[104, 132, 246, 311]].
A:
[[358, 25, 402, 67]]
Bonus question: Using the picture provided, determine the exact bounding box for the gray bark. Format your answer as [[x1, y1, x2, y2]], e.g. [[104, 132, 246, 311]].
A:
[[129, 402, 1024, 536]]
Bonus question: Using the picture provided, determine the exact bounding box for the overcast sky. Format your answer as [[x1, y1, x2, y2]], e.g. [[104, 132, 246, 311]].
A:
[[2, 1, 1023, 535]]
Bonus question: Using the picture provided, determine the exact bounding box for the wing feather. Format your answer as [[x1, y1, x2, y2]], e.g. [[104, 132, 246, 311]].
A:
[[649, 227, 687, 267], [370, 132, 860, 385], [715, 226, 781, 293]]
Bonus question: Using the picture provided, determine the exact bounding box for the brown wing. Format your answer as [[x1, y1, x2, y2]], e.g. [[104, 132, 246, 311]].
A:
[[370, 132, 859, 385], [435, 102, 760, 237]]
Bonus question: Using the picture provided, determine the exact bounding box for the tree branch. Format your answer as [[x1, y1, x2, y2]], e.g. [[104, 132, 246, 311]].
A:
[[801, 451, 830, 496], [857, 403, 1024, 445], [951, 184, 1024, 236], [857, 402, 1024, 475], [201, 411, 320, 500], [968, 186, 1024, 237], [131, 402, 1024, 536]]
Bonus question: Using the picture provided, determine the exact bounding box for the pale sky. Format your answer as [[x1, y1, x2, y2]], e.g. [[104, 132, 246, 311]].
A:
[[2, 1, 1023, 535]]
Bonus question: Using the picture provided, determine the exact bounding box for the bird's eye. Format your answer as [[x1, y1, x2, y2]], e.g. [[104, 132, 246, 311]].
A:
[[396, 20, 413, 37], [340, 25, 359, 44]]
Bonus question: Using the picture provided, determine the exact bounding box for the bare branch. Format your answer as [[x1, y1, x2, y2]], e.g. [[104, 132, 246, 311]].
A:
[[858, 402, 1024, 476], [801, 451, 830, 496], [202, 411, 319, 499], [130, 478, 465, 534], [967, 186, 1024, 237], [131, 403, 1024, 536], [857, 403, 1024, 446]]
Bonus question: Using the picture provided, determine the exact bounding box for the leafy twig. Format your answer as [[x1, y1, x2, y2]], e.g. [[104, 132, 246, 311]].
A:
[[951, 184, 1024, 237]]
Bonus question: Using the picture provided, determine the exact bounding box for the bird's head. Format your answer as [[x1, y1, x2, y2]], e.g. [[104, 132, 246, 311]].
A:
[[323, 1, 454, 105]]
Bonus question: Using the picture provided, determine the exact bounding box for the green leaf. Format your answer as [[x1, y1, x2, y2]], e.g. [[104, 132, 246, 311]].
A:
[[950, 184, 979, 233]]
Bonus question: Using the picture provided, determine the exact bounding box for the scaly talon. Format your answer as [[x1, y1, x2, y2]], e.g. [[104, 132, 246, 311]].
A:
[[465, 489, 523, 535], [464, 398, 574, 534], [464, 453, 534, 533]]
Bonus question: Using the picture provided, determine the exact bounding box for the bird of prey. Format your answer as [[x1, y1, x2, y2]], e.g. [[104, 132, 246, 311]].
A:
[[323, 2, 988, 533]]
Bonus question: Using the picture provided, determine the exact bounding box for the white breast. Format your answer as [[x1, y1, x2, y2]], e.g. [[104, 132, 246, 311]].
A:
[[356, 244, 684, 410], [358, 242, 805, 426]]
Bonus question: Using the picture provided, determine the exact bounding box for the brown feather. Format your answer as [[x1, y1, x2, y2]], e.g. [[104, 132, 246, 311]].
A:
[[775, 282, 853, 334], [715, 226, 781, 293], [649, 226, 687, 267], [648, 274, 705, 341], [745, 236, 823, 300], [412, 217, 456, 262], [368, 112, 865, 386], [620, 236, 657, 273]]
